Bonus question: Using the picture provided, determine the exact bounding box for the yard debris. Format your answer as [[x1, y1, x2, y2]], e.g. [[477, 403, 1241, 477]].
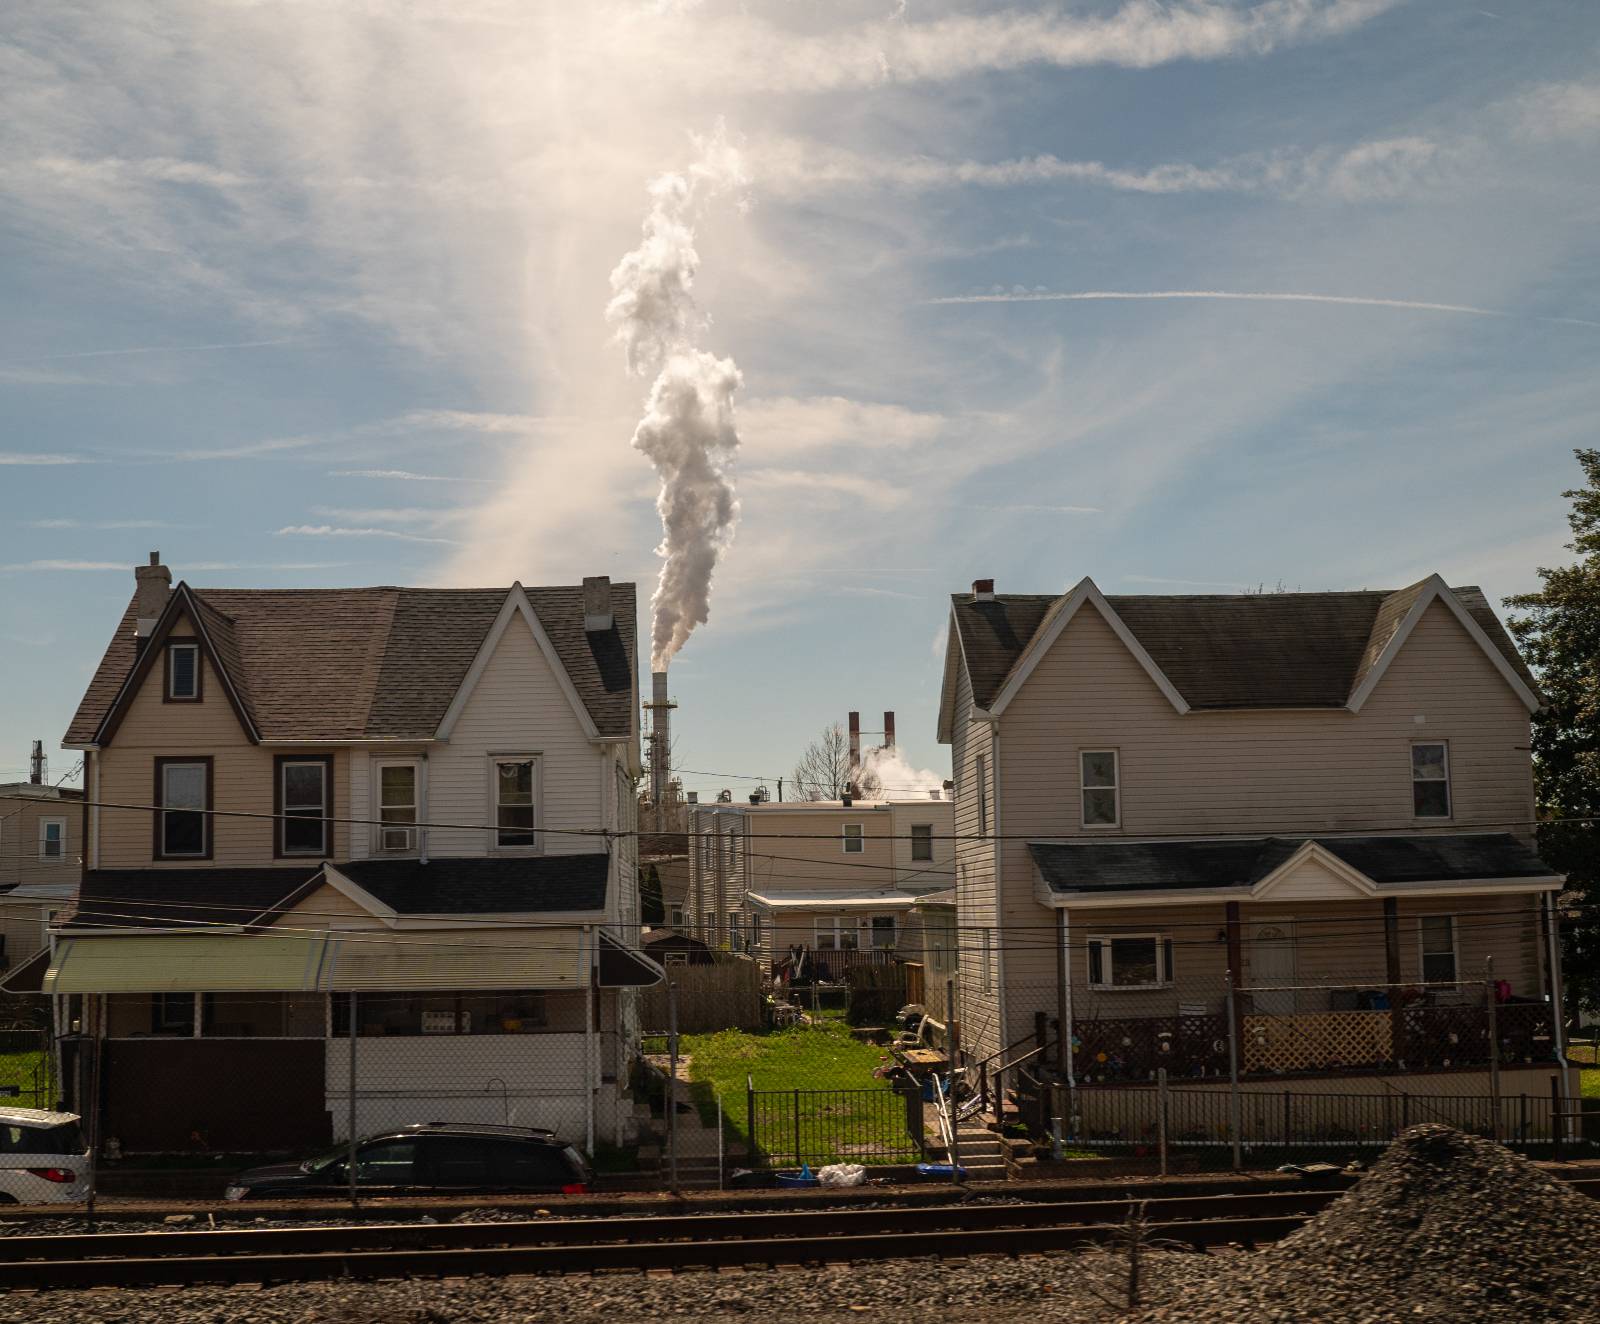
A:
[[815, 1163, 867, 1187], [1145, 1123, 1600, 1322]]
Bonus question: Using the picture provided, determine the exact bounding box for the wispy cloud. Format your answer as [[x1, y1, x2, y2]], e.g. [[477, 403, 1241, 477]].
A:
[[331, 468, 492, 484], [1122, 574, 1255, 590], [977, 502, 1102, 515], [275, 524, 460, 545], [0, 560, 124, 573], [836, 584, 921, 601], [310, 506, 466, 526], [0, 559, 356, 574], [924, 288, 1600, 328], [9, 336, 301, 364], [25, 518, 180, 530], [0, 452, 90, 466]]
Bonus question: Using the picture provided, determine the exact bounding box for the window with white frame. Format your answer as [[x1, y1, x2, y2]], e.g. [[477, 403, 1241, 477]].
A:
[[1411, 742, 1451, 819], [725, 827, 738, 871], [278, 758, 331, 856], [38, 817, 65, 862], [842, 822, 864, 854], [816, 915, 859, 951], [669, 904, 685, 929], [375, 763, 418, 853], [728, 913, 742, 948], [157, 759, 209, 858], [166, 641, 200, 701], [975, 755, 988, 837], [1086, 934, 1173, 989], [910, 823, 933, 861], [1419, 915, 1458, 984], [1080, 751, 1120, 827], [492, 757, 538, 848]]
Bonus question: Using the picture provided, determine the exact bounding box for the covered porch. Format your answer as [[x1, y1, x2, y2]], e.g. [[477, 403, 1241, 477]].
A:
[[1029, 832, 1568, 1087]]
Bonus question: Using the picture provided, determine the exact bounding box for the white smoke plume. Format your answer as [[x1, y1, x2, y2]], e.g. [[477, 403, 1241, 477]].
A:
[[859, 744, 948, 799], [607, 130, 747, 670]]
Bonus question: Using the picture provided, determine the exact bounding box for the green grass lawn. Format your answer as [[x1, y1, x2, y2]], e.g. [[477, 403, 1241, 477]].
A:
[[680, 1023, 915, 1167], [0, 1051, 51, 1108], [1582, 1069, 1599, 1100]]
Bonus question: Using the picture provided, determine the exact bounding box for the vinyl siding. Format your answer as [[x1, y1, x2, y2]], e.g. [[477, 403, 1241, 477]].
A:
[[991, 598, 1538, 1052], [949, 654, 1000, 1061], [422, 611, 602, 861], [96, 612, 349, 868], [887, 801, 956, 891], [0, 793, 83, 891]]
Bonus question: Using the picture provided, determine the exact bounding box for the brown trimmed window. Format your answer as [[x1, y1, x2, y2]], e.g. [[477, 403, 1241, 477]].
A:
[[164, 641, 201, 701], [276, 756, 332, 857], [156, 758, 211, 859]]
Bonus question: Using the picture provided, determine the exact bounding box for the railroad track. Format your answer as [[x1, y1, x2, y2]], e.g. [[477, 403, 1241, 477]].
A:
[[4, 1179, 1597, 1290]]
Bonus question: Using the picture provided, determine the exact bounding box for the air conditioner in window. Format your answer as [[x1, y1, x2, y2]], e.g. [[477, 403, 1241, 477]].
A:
[[379, 826, 416, 853]]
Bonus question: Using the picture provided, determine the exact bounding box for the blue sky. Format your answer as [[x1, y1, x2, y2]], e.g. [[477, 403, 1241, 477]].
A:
[[2, 1, 1598, 799]]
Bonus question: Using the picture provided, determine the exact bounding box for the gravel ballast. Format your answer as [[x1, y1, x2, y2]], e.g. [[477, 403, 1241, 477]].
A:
[[1144, 1123, 1600, 1322]]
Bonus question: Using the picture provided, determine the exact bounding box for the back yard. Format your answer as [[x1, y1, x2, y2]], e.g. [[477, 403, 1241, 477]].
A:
[[679, 1023, 921, 1168]]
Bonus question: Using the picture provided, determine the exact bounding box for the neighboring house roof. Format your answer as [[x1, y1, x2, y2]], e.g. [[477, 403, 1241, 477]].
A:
[[0, 784, 85, 800], [746, 887, 939, 910], [1030, 832, 1557, 898], [66, 581, 636, 745], [331, 854, 609, 916], [63, 867, 320, 930], [943, 577, 1537, 728], [913, 887, 956, 907]]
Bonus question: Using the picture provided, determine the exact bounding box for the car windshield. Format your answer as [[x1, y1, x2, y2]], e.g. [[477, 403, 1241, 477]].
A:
[[0, 1121, 85, 1155]]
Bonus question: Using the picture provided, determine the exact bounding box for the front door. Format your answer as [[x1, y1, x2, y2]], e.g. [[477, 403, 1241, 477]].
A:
[[1249, 921, 1297, 1016]]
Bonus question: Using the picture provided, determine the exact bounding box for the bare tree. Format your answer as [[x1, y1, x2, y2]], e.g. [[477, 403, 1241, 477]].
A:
[[789, 723, 881, 801]]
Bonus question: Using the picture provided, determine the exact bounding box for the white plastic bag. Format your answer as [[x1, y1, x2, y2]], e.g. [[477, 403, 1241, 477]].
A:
[[815, 1162, 867, 1187]]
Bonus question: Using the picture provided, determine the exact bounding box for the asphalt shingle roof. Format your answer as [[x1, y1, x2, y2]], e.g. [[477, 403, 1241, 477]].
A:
[[64, 868, 320, 929], [1029, 832, 1555, 896], [334, 854, 609, 915], [66, 581, 636, 744], [950, 582, 1535, 712]]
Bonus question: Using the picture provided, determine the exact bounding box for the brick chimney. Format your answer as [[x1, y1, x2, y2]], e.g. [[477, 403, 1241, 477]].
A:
[[883, 711, 895, 749], [135, 552, 171, 638], [582, 575, 613, 632], [972, 578, 995, 602]]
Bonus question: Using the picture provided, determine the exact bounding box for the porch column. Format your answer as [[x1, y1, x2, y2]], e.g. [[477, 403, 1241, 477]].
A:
[[1225, 901, 1243, 1046], [1383, 897, 1406, 1066], [1055, 909, 1069, 1074]]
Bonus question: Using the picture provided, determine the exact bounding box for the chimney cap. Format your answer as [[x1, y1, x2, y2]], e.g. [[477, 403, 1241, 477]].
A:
[[582, 575, 614, 632], [148, 551, 161, 566], [972, 578, 995, 601]]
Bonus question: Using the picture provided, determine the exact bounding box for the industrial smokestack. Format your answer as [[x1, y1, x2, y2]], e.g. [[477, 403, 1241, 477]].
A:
[[847, 711, 861, 792], [607, 128, 746, 673], [28, 740, 44, 786], [883, 712, 895, 749], [649, 670, 673, 812]]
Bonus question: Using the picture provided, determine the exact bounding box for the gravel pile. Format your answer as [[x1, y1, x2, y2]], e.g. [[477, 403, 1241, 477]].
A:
[[1146, 1123, 1600, 1322]]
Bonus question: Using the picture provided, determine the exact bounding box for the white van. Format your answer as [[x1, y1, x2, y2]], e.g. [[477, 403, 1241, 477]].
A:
[[0, 1108, 90, 1204]]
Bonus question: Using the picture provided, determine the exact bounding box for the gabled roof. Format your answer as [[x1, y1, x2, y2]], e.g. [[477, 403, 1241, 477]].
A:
[[939, 576, 1538, 732], [1029, 832, 1558, 901], [66, 581, 636, 745], [61, 867, 321, 930], [329, 855, 609, 917]]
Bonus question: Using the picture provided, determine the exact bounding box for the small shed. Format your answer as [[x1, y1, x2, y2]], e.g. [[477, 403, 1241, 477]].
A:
[[642, 931, 714, 967]]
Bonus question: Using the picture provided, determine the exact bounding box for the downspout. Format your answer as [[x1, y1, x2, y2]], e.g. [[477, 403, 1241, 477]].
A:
[[991, 723, 1008, 1062], [88, 751, 99, 871], [1541, 891, 1568, 1114], [584, 924, 596, 1156]]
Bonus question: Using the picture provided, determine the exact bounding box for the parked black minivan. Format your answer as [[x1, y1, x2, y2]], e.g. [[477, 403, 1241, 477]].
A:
[[224, 1122, 593, 1200]]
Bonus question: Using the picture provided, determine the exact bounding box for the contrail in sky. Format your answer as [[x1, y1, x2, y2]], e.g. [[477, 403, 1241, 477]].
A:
[[925, 289, 1600, 327], [11, 337, 302, 363]]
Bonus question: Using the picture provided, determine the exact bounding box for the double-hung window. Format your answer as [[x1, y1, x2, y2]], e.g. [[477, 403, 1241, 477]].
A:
[[165, 641, 200, 701], [842, 822, 864, 854], [38, 818, 65, 862], [376, 763, 418, 853], [156, 758, 210, 859], [493, 757, 538, 849], [870, 915, 897, 950], [1419, 915, 1458, 984], [1412, 742, 1451, 819], [277, 757, 332, 857], [910, 824, 933, 861], [1086, 934, 1173, 989], [1081, 751, 1119, 827]]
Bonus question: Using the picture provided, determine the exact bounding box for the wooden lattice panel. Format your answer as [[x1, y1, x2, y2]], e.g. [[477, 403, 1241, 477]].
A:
[[1243, 1011, 1393, 1074]]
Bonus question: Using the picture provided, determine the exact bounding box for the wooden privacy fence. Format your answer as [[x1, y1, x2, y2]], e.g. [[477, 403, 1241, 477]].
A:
[[641, 957, 764, 1033]]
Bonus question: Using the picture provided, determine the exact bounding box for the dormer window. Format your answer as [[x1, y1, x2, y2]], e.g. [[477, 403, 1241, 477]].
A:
[[165, 641, 201, 702]]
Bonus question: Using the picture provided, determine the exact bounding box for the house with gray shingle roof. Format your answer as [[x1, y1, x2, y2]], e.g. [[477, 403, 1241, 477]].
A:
[[936, 574, 1576, 1142], [20, 554, 660, 1159]]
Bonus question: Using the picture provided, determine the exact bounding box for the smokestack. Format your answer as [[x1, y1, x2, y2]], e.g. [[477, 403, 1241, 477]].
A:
[[883, 711, 895, 749], [28, 740, 44, 786], [583, 575, 614, 632], [648, 670, 674, 812], [848, 711, 861, 787], [135, 551, 171, 638], [972, 578, 995, 602]]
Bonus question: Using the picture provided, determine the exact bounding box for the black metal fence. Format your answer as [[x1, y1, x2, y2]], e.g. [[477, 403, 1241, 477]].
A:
[[744, 1077, 925, 1168], [0, 1028, 55, 1110], [1065, 1083, 1581, 1159]]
